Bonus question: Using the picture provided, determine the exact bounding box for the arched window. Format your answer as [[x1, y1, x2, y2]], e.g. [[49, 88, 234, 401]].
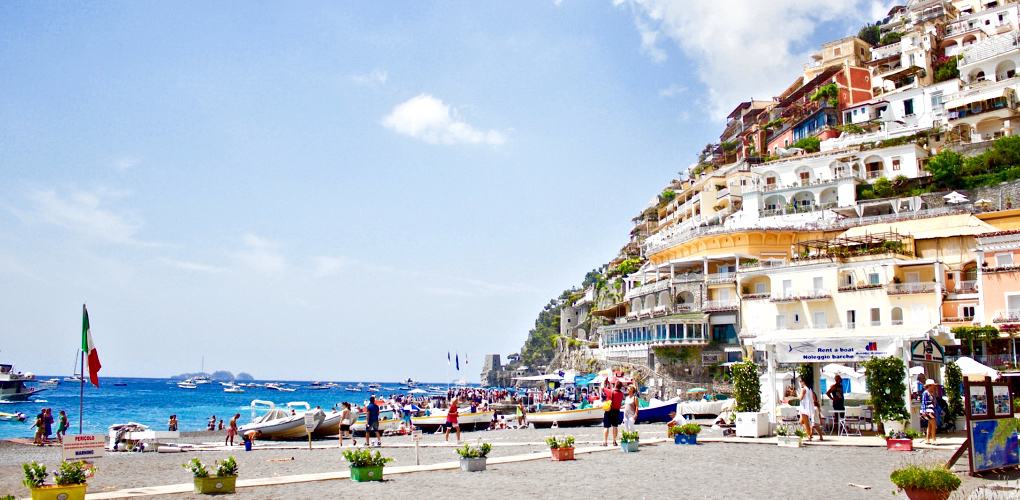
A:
[[891, 307, 903, 326]]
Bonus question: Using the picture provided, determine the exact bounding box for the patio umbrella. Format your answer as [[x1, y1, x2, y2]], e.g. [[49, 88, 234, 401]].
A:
[[943, 191, 969, 204], [908, 366, 925, 376], [954, 356, 999, 381]]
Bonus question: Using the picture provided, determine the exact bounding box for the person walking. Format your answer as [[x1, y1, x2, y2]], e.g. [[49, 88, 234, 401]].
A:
[[56, 410, 69, 443], [444, 397, 461, 442], [338, 402, 354, 447], [42, 409, 53, 443], [32, 412, 44, 446], [921, 379, 938, 444], [515, 400, 527, 428], [226, 414, 239, 446], [602, 382, 624, 446], [366, 396, 382, 448], [623, 385, 639, 432], [798, 378, 816, 441]]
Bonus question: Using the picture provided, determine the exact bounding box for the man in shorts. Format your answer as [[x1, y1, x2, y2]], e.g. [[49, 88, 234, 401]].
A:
[[602, 382, 624, 446], [443, 397, 461, 442], [366, 396, 382, 447]]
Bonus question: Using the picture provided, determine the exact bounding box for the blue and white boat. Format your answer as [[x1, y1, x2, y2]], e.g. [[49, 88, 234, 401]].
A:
[[635, 398, 680, 424]]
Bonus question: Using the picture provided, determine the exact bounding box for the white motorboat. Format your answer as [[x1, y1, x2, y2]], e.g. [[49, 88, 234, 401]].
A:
[[411, 410, 494, 431], [223, 385, 245, 393], [177, 381, 198, 389], [265, 383, 296, 392], [0, 364, 45, 401], [192, 375, 212, 385], [39, 378, 60, 387], [239, 400, 323, 440], [525, 407, 605, 428], [0, 411, 27, 422]]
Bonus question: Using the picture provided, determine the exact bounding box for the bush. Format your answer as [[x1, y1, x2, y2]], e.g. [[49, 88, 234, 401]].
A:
[[862, 356, 909, 423], [545, 436, 575, 449], [184, 458, 209, 478], [872, 176, 894, 198], [22, 462, 46, 489], [732, 361, 761, 412], [53, 461, 90, 486], [215, 456, 238, 477], [887, 429, 922, 439], [791, 136, 820, 153], [945, 362, 963, 421], [889, 464, 961, 492], [620, 431, 639, 443], [343, 448, 393, 468], [858, 23, 881, 46], [668, 423, 702, 436], [880, 31, 903, 46], [455, 443, 492, 459], [933, 56, 960, 83]]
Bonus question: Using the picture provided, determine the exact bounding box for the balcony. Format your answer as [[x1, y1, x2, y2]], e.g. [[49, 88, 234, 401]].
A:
[[771, 289, 832, 302], [887, 282, 937, 295], [624, 279, 671, 300], [993, 309, 1020, 323], [672, 272, 705, 284], [673, 303, 700, 313], [961, 32, 1020, 67], [715, 188, 730, 200], [750, 175, 855, 195], [951, 280, 978, 293], [837, 283, 884, 293], [702, 299, 738, 312], [705, 272, 736, 284], [942, 316, 975, 324]]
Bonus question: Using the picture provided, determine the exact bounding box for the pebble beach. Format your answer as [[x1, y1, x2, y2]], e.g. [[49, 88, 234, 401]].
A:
[[3, 424, 1015, 499]]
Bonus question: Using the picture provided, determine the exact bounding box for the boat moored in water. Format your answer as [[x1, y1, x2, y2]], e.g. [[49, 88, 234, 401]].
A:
[[0, 364, 45, 402]]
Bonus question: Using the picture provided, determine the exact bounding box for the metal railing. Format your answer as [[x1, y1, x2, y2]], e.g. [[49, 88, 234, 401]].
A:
[[887, 282, 937, 294], [952, 280, 978, 293], [992, 309, 1020, 323], [705, 272, 736, 283], [702, 299, 738, 311], [771, 289, 832, 302], [624, 279, 671, 300], [961, 32, 1020, 66]]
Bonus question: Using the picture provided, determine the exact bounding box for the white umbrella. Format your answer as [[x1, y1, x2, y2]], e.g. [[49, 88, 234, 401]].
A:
[[944, 191, 969, 204], [822, 363, 858, 377], [909, 366, 925, 376], [954, 356, 999, 381]]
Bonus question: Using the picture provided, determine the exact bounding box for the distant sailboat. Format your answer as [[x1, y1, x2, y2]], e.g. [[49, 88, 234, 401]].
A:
[[64, 350, 83, 382]]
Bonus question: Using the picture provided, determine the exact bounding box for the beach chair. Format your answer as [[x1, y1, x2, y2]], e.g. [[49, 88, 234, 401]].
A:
[[839, 407, 863, 436], [778, 406, 799, 426]]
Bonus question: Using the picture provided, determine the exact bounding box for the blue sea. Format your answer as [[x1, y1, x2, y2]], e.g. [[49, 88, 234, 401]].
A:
[[0, 377, 447, 439]]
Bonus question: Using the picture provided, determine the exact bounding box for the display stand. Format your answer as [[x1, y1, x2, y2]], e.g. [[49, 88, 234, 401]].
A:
[[962, 376, 1019, 475]]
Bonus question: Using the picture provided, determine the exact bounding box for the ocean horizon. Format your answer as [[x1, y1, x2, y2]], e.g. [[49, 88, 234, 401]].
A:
[[0, 376, 469, 439]]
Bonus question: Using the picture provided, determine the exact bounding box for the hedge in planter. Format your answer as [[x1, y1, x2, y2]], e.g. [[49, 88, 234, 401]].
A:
[[944, 361, 964, 425], [455, 442, 492, 472], [668, 423, 701, 445], [546, 436, 575, 461], [732, 361, 761, 413], [343, 448, 392, 482], [184, 456, 238, 494], [862, 356, 909, 430], [889, 464, 960, 500], [23, 460, 93, 500], [619, 431, 639, 452]]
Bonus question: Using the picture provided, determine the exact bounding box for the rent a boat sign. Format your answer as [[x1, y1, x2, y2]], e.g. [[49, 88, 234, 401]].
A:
[[62, 434, 105, 460], [775, 339, 896, 363]]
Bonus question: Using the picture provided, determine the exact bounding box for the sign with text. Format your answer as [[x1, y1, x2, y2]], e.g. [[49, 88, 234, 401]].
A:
[[773, 339, 896, 363], [910, 339, 945, 363], [62, 434, 105, 461], [965, 377, 1019, 474], [304, 413, 319, 434], [412, 430, 423, 442]]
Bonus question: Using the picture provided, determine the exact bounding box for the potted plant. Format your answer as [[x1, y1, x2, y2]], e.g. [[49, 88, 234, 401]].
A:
[[889, 464, 961, 500], [185, 456, 238, 494], [343, 448, 392, 482], [886, 429, 922, 452], [775, 424, 804, 448], [455, 442, 492, 472], [619, 431, 639, 452], [545, 435, 575, 461], [732, 361, 768, 437], [863, 356, 910, 434], [944, 362, 965, 430], [23, 461, 92, 500], [668, 423, 701, 445]]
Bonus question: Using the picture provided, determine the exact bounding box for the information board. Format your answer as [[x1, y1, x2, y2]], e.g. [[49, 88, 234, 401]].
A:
[[965, 377, 1019, 474], [61, 434, 105, 461]]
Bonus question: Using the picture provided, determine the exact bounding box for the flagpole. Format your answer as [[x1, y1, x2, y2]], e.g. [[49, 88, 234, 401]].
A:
[[79, 305, 85, 434]]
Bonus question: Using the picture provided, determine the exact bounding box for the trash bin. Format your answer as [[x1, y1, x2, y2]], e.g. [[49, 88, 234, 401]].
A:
[[243, 439, 252, 451]]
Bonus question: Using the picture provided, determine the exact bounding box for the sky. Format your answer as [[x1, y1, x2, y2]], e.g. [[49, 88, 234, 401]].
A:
[[0, 1, 894, 382]]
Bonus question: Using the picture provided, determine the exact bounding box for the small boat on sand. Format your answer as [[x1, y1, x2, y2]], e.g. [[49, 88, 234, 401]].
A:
[[239, 400, 323, 440], [636, 398, 681, 424], [526, 407, 605, 428]]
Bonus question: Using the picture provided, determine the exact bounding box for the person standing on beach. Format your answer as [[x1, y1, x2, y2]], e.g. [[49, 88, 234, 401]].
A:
[[623, 385, 639, 432], [338, 402, 354, 447], [602, 382, 624, 446], [168, 415, 178, 432], [921, 379, 938, 444], [366, 396, 381, 447], [797, 378, 822, 441], [444, 397, 461, 442], [56, 410, 69, 443], [32, 412, 44, 446], [515, 400, 527, 428], [226, 414, 239, 446], [42, 409, 54, 442]]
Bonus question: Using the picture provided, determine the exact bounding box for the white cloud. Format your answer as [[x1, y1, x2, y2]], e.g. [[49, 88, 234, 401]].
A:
[[350, 69, 388, 87], [24, 188, 149, 246], [618, 0, 879, 119], [658, 83, 687, 98], [312, 255, 354, 278], [234, 233, 286, 274], [382, 94, 507, 146], [158, 258, 223, 273], [113, 156, 142, 171]]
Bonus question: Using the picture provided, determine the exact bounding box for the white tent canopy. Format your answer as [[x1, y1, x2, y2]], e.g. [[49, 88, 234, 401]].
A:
[[944, 191, 969, 204], [954, 356, 999, 381], [513, 374, 563, 382]]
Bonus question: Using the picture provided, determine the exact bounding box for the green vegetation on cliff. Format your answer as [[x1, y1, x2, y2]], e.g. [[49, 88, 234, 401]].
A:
[[519, 291, 568, 368]]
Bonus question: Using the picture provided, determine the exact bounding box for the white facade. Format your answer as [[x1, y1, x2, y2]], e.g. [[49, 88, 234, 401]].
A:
[[943, 4, 1019, 57]]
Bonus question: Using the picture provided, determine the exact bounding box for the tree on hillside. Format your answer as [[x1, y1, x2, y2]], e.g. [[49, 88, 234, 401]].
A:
[[926, 149, 963, 189], [857, 24, 881, 46]]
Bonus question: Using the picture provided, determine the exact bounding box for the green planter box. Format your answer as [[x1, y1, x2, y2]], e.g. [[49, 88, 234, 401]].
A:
[[621, 440, 639, 452], [29, 484, 86, 500], [193, 476, 236, 495], [350, 465, 385, 482]]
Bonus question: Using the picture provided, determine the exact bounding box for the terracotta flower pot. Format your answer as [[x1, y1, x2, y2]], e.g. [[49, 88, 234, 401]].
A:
[[902, 487, 952, 500], [550, 447, 574, 461]]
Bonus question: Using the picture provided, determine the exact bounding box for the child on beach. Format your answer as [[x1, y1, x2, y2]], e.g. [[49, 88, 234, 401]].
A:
[[56, 410, 69, 443]]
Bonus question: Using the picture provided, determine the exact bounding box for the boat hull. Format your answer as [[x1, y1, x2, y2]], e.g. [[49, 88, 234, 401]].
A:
[[636, 398, 680, 424], [313, 411, 344, 437], [239, 415, 312, 440], [0, 387, 45, 402], [527, 408, 605, 428], [350, 418, 400, 436], [411, 411, 493, 432]]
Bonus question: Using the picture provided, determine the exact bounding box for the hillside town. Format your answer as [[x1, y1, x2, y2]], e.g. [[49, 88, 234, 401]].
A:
[[486, 0, 1020, 400]]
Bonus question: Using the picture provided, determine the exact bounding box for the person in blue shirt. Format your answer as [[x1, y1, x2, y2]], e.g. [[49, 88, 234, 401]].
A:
[[920, 379, 938, 445], [366, 396, 382, 448]]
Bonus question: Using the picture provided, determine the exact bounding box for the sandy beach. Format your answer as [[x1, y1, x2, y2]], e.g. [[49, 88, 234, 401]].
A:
[[3, 424, 1016, 499]]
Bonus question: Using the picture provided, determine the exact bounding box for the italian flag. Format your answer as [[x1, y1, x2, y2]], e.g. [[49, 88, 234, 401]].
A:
[[82, 305, 101, 387]]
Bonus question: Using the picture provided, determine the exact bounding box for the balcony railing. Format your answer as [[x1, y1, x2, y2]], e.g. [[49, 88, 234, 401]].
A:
[[624, 279, 671, 300], [673, 303, 700, 313], [993, 309, 1020, 323], [952, 280, 978, 293], [961, 32, 1020, 66], [673, 272, 704, 284], [942, 316, 974, 323], [887, 282, 937, 294], [705, 272, 736, 284], [837, 283, 884, 292], [771, 289, 832, 302], [702, 299, 738, 312]]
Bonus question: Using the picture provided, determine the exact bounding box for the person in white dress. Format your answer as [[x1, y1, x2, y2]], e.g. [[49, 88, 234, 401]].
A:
[[623, 385, 639, 432], [798, 378, 816, 441]]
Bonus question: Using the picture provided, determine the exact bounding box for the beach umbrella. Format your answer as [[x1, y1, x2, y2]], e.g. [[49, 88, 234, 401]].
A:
[[822, 363, 857, 377], [908, 366, 925, 376], [975, 198, 993, 208], [955, 356, 999, 381], [943, 191, 969, 204]]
